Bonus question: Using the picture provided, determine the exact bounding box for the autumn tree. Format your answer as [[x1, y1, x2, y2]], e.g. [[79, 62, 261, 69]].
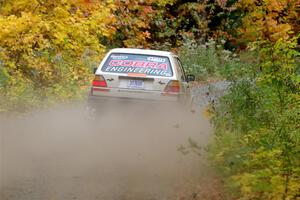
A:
[[236, 0, 300, 44], [0, 0, 115, 110]]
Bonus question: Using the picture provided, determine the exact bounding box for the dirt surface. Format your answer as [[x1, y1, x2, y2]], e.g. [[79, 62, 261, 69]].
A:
[[0, 102, 224, 200]]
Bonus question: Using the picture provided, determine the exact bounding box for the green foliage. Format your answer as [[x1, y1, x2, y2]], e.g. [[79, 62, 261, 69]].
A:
[[179, 39, 220, 80], [209, 36, 300, 199], [178, 38, 249, 81]]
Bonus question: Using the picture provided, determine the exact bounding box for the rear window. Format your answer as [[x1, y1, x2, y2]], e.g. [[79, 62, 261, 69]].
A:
[[101, 53, 173, 77]]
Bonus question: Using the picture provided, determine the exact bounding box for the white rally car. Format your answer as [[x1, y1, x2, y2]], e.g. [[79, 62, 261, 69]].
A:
[[88, 48, 195, 108]]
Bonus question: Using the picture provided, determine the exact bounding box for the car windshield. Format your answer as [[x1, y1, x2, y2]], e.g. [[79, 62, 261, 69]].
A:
[[101, 53, 173, 77]]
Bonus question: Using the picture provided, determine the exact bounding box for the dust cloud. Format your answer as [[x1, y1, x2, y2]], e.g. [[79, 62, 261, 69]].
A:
[[0, 101, 220, 200]]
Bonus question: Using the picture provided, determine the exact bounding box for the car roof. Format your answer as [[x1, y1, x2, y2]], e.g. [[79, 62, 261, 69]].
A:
[[108, 48, 177, 57]]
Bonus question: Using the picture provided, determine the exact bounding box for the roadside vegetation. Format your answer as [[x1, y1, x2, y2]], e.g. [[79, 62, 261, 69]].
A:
[[209, 36, 300, 200], [0, 0, 299, 199]]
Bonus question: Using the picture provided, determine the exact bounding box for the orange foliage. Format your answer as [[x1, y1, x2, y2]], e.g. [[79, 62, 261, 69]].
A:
[[237, 0, 299, 43]]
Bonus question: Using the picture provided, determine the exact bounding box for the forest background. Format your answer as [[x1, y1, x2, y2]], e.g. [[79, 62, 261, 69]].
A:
[[0, 0, 299, 199]]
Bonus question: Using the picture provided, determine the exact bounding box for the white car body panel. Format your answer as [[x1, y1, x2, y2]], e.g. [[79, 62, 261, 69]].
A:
[[89, 48, 192, 104]]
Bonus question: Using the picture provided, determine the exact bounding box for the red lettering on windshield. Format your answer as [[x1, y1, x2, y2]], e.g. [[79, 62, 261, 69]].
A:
[[157, 63, 167, 70], [133, 61, 146, 67], [123, 60, 134, 66], [145, 62, 158, 68], [109, 60, 122, 66], [109, 60, 168, 70]]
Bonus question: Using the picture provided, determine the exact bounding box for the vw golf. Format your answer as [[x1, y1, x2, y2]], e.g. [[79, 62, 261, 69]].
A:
[[88, 48, 195, 109]]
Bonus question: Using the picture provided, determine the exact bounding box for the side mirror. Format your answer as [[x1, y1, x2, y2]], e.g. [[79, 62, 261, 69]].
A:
[[186, 74, 195, 82], [93, 67, 98, 74]]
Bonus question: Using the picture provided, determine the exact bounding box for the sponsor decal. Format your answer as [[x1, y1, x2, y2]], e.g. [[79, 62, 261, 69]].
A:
[[110, 55, 128, 59], [147, 57, 166, 62], [108, 60, 168, 70], [102, 54, 172, 77], [104, 66, 171, 77]]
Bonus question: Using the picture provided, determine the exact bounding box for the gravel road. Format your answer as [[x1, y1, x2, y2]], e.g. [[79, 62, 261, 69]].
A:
[[0, 83, 227, 200]]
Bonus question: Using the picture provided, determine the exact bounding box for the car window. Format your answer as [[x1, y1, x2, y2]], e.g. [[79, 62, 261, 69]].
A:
[[174, 57, 186, 81], [101, 53, 173, 77]]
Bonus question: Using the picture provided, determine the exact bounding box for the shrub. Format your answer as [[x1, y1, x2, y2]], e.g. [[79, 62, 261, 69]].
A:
[[208, 36, 300, 199], [178, 39, 245, 81]]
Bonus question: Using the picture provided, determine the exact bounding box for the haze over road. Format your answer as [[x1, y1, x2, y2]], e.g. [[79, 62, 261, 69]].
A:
[[0, 102, 219, 200]]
